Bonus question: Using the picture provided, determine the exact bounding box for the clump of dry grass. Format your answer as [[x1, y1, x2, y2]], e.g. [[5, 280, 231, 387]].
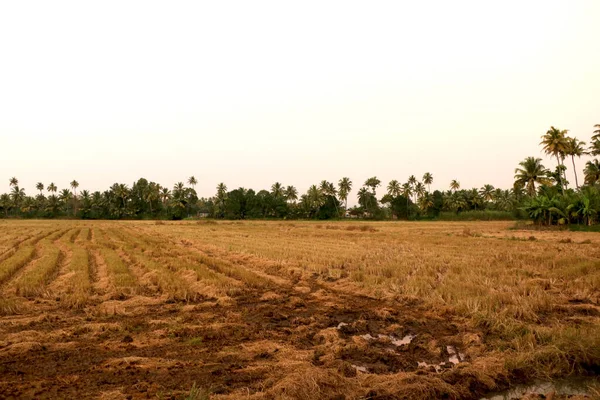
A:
[[267, 367, 358, 399]]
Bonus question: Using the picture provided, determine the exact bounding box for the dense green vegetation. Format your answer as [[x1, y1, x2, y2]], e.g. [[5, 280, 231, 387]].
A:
[[2, 125, 600, 224]]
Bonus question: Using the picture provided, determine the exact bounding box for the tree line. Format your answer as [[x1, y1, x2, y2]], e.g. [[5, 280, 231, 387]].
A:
[[2, 124, 599, 224]]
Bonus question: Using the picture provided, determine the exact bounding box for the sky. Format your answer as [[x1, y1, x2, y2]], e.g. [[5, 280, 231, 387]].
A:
[[1, 1, 599, 202]]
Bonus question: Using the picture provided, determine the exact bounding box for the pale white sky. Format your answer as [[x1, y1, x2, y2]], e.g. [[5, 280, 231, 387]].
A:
[[1, 1, 599, 200]]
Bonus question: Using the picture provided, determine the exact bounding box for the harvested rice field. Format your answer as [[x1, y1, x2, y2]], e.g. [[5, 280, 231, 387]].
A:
[[0, 220, 598, 399]]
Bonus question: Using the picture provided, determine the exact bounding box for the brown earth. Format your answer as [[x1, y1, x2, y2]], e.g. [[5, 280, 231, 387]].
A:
[[0, 220, 598, 399]]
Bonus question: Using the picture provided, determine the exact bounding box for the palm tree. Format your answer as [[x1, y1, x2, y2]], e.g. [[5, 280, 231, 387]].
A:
[[423, 172, 433, 192], [284, 185, 298, 203], [160, 187, 171, 206], [408, 175, 417, 188], [338, 177, 353, 212], [0, 193, 11, 216], [145, 182, 160, 214], [514, 157, 551, 196], [187, 176, 197, 190], [584, 159, 600, 186], [479, 184, 495, 202], [307, 185, 324, 214], [70, 180, 79, 197], [174, 182, 185, 192], [450, 180, 460, 192], [540, 126, 568, 193], [319, 181, 337, 197], [401, 182, 412, 214], [9, 177, 18, 188], [10, 186, 25, 209], [592, 124, 600, 141], [414, 182, 425, 201], [47, 182, 57, 194], [59, 189, 73, 214], [271, 182, 284, 199], [564, 137, 586, 188], [364, 177, 381, 195], [36, 182, 44, 196], [357, 187, 370, 209], [387, 180, 401, 197]]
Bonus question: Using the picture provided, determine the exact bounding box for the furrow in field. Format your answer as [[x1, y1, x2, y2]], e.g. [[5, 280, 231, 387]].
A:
[[10, 229, 70, 298], [0, 230, 42, 262], [92, 229, 138, 298], [112, 228, 240, 299], [48, 228, 94, 307]]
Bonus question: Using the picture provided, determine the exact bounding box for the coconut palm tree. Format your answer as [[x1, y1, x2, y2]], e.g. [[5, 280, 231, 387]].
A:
[[10, 186, 25, 209], [408, 175, 417, 188], [160, 187, 171, 207], [592, 124, 600, 141], [59, 189, 73, 214], [364, 177, 381, 195], [357, 187, 370, 209], [450, 180, 460, 192], [9, 177, 18, 187], [584, 159, 600, 186], [414, 182, 425, 201], [514, 157, 551, 196], [540, 126, 568, 193], [387, 180, 401, 197], [187, 176, 197, 190], [36, 182, 44, 196], [479, 184, 495, 202], [284, 185, 298, 203], [338, 177, 352, 211], [564, 137, 586, 188], [423, 172, 433, 192], [401, 183, 413, 213], [47, 182, 57, 194], [307, 185, 324, 213], [0, 193, 11, 216], [70, 180, 79, 197], [271, 182, 284, 199]]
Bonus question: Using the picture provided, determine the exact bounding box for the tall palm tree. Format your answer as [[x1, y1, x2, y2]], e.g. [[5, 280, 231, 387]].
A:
[[584, 159, 600, 186], [423, 172, 433, 192], [408, 175, 417, 188], [357, 187, 370, 209], [10, 186, 25, 208], [592, 124, 600, 141], [187, 176, 197, 190], [414, 182, 425, 201], [364, 177, 381, 195], [338, 177, 352, 211], [307, 185, 324, 213], [387, 180, 401, 197], [564, 137, 586, 188], [160, 188, 171, 206], [514, 157, 551, 196], [271, 182, 284, 198], [540, 126, 568, 193], [284, 185, 298, 203], [9, 177, 18, 187], [36, 182, 44, 196], [479, 184, 495, 202], [174, 182, 185, 191], [58, 189, 73, 214], [70, 180, 79, 197], [47, 182, 57, 194], [401, 182, 412, 212], [319, 181, 337, 197], [450, 180, 460, 192]]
